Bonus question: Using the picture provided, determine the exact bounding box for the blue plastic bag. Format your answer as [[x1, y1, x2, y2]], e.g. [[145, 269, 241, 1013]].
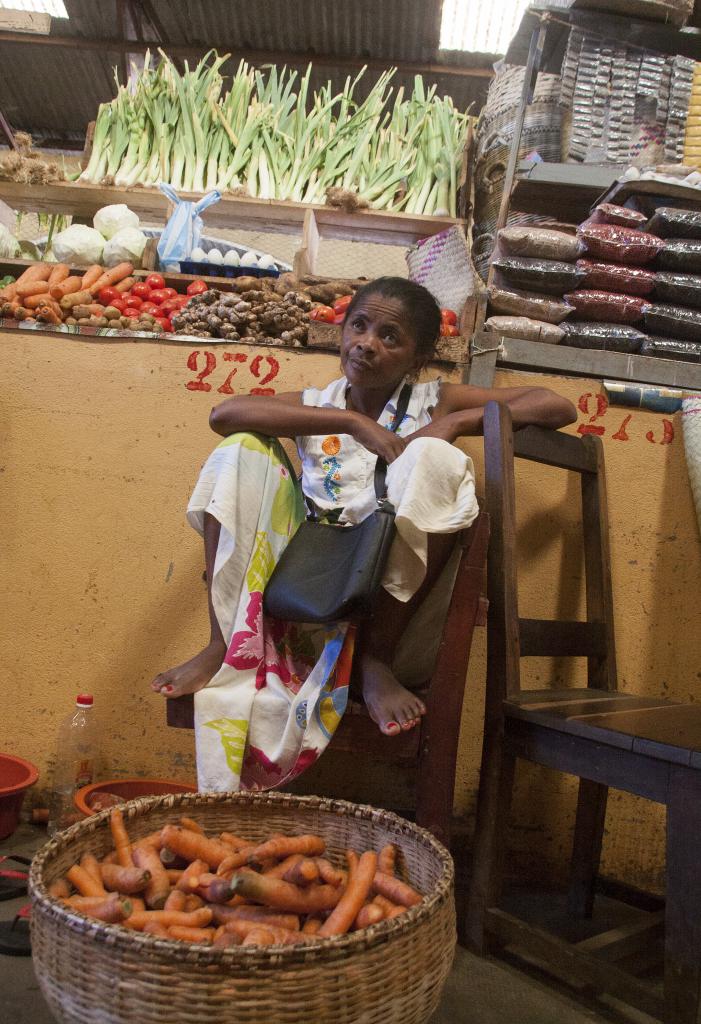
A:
[[157, 184, 221, 271]]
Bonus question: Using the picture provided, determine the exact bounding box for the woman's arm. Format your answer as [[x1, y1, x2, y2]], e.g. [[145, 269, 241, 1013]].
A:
[[208, 393, 407, 461], [411, 383, 577, 444]]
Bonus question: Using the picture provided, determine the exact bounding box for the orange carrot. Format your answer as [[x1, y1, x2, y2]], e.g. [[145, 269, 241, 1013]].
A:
[[114, 275, 135, 293], [16, 279, 55, 299], [378, 844, 398, 875], [100, 863, 151, 894], [160, 825, 233, 870], [373, 894, 404, 917], [183, 894, 205, 912], [132, 845, 171, 909], [211, 905, 300, 931], [168, 925, 215, 944], [110, 808, 133, 869], [247, 834, 325, 867], [164, 889, 187, 912], [319, 851, 377, 937], [50, 276, 82, 301], [165, 869, 184, 885], [302, 916, 323, 935], [175, 858, 208, 892], [67, 863, 107, 898], [80, 264, 103, 290], [282, 858, 319, 887], [66, 894, 132, 923], [355, 903, 384, 929], [24, 293, 55, 310], [88, 262, 134, 295], [132, 831, 164, 853], [48, 263, 70, 288], [36, 305, 62, 325], [229, 872, 342, 914], [125, 907, 213, 931], [0, 281, 17, 301], [130, 897, 146, 914], [142, 921, 170, 938], [179, 817, 204, 835], [372, 870, 422, 908], [15, 262, 51, 286], [189, 872, 236, 904], [216, 847, 256, 877], [219, 831, 249, 850], [241, 926, 276, 946], [48, 878, 71, 899], [263, 854, 303, 879], [213, 929, 241, 949], [80, 853, 106, 890], [316, 858, 346, 887]]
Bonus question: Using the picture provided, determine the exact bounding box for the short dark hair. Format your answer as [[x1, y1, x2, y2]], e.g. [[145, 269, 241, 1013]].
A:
[[344, 277, 441, 363]]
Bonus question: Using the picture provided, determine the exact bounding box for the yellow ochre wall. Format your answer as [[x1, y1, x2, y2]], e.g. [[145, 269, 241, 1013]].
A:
[[2, 329, 699, 892]]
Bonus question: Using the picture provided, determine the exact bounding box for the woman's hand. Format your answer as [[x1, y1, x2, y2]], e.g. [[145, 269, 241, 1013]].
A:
[[350, 414, 407, 462]]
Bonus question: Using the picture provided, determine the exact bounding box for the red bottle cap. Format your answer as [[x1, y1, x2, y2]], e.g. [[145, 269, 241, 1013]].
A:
[[76, 694, 93, 706]]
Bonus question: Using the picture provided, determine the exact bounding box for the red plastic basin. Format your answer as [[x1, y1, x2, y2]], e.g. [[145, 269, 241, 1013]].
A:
[[74, 778, 197, 817], [0, 753, 39, 840]]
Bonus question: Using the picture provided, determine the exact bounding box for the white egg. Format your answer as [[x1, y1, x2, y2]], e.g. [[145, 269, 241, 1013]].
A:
[[190, 246, 207, 262], [208, 248, 223, 265], [257, 254, 277, 271], [240, 250, 259, 268], [223, 249, 240, 266]]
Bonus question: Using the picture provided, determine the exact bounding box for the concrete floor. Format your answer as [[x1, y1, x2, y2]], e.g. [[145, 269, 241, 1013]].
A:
[[1, 823, 656, 1024]]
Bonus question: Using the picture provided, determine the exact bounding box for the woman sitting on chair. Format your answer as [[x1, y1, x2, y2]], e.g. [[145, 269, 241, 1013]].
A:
[[152, 277, 576, 791]]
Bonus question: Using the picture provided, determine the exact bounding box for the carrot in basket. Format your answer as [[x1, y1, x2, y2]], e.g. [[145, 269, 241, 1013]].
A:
[[100, 863, 151, 895], [175, 858, 209, 892], [125, 907, 213, 931], [165, 869, 184, 885], [219, 831, 249, 850], [110, 808, 133, 869], [318, 851, 377, 937], [88, 262, 134, 295], [15, 262, 51, 286], [189, 872, 237, 904], [229, 872, 342, 914], [246, 834, 325, 867], [131, 830, 164, 853], [372, 870, 422, 908], [67, 863, 107, 898], [80, 853, 106, 889], [130, 897, 146, 914], [48, 878, 71, 900], [168, 925, 215, 944], [36, 305, 62, 325], [179, 816, 204, 835], [301, 916, 323, 935], [211, 905, 300, 931], [80, 264, 104, 290], [50, 275, 82, 300], [133, 844, 171, 909], [213, 929, 241, 949], [47, 263, 70, 288], [161, 825, 234, 870], [378, 844, 398, 875], [354, 903, 384, 929], [216, 848, 255, 877], [316, 858, 346, 887], [373, 894, 406, 918], [142, 921, 170, 938], [66, 894, 132, 923], [241, 926, 276, 946], [263, 854, 302, 878], [282, 858, 319, 887], [183, 894, 205, 912], [164, 888, 187, 912]]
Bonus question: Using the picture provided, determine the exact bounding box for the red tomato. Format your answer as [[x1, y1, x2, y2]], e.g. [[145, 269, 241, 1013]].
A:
[[333, 313, 345, 325], [154, 316, 170, 330], [173, 294, 190, 307], [140, 302, 160, 316], [131, 283, 151, 301], [109, 298, 127, 313], [333, 294, 353, 314], [123, 307, 141, 319], [186, 280, 209, 297], [98, 286, 121, 306], [162, 287, 178, 300], [440, 323, 460, 337], [149, 289, 169, 305], [145, 273, 165, 291], [440, 308, 457, 326], [125, 294, 142, 309], [159, 299, 179, 315], [162, 318, 173, 333], [310, 305, 335, 323]]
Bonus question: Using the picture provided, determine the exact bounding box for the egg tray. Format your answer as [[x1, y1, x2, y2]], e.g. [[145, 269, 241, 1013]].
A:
[[179, 261, 280, 279]]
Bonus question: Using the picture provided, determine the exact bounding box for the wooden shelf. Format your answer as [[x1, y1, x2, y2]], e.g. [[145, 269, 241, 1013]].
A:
[[0, 181, 466, 249], [512, 161, 625, 221]]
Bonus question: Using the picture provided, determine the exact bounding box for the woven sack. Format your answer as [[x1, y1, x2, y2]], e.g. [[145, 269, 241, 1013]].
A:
[[406, 226, 478, 315]]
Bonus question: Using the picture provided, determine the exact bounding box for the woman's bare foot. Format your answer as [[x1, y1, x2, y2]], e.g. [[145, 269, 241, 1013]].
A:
[[151, 639, 226, 698], [358, 652, 427, 736]]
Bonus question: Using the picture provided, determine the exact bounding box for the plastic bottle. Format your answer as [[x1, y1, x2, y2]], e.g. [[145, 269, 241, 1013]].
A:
[[47, 694, 99, 835]]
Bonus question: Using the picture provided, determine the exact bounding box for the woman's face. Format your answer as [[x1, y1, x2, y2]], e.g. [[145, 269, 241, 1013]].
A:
[[340, 294, 422, 391]]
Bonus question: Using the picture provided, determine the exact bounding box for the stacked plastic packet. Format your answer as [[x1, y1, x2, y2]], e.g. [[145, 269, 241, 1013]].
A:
[[683, 63, 701, 168]]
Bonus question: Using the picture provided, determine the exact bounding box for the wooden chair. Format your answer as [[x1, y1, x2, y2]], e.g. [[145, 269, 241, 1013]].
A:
[[466, 400, 701, 1024], [167, 512, 490, 849]]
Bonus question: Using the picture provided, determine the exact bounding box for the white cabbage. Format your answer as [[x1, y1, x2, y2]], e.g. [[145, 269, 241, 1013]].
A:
[[93, 204, 140, 240], [0, 224, 19, 258], [102, 227, 148, 268], [52, 225, 105, 265]]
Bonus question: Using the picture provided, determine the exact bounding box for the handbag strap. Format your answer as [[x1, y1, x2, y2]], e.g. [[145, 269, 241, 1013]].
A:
[[373, 382, 413, 502]]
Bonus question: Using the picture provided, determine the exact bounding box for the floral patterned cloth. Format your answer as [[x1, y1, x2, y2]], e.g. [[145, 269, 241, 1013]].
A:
[[187, 432, 352, 792]]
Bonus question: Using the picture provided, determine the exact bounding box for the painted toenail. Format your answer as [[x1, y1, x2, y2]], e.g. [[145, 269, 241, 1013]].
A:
[[386, 721, 398, 730], [163, 685, 173, 693]]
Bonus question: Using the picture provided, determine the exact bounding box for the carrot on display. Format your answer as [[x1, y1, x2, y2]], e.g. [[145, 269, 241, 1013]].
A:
[[132, 845, 171, 909], [160, 825, 233, 870], [66, 863, 107, 898], [66, 894, 132, 923], [179, 817, 204, 835], [47, 878, 71, 900], [15, 263, 51, 286], [132, 830, 164, 853], [211, 905, 300, 931], [241, 926, 276, 946], [50, 276, 83, 300], [100, 863, 151, 894], [373, 893, 405, 918], [247, 833, 325, 867], [80, 853, 105, 889], [213, 929, 241, 949], [315, 858, 345, 887], [168, 925, 215, 944], [16, 279, 55, 299], [164, 889, 187, 912], [36, 305, 63, 325], [183, 894, 205, 912], [372, 870, 422, 908], [114, 275, 135, 293], [109, 808, 133, 869], [229, 872, 342, 914], [165, 868, 184, 885], [282, 858, 319, 887], [24, 292, 54, 310], [219, 831, 249, 850], [47, 263, 70, 288], [301, 916, 323, 935], [125, 907, 213, 931], [0, 281, 17, 301], [88, 262, 134, 295], [318, 851, 377, 937], [80, 265, 103, 290], [142, 921, 170, 938], [130, 897, 146, 914], [354, 903, 384, 929], [263, 853, 303, 879], [378, 844, 398, 875], [190, 872, 236, 904], [175, 858, 208, 892]]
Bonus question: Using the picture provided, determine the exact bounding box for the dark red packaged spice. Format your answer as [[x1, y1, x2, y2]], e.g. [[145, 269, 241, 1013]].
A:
[[595, 203, 648, 228], [563, 290, 649, 324], [561, 321, 646, 353], [640, 336, 701, 362], [491, 257, 584, 295], [644, 305, 701, 342], [656, 238, 701, 273], [653, 271, 701, 308], [576, 259, 656, 296], [646, 207, 701, 240], [577, 224, 664, 266]]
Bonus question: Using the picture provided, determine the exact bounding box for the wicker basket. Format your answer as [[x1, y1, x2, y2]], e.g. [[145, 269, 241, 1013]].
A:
[[30, 791, 455, 1024]]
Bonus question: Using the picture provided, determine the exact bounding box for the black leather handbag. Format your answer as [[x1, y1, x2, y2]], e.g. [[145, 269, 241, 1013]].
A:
[[263, 385, 412, 623]]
